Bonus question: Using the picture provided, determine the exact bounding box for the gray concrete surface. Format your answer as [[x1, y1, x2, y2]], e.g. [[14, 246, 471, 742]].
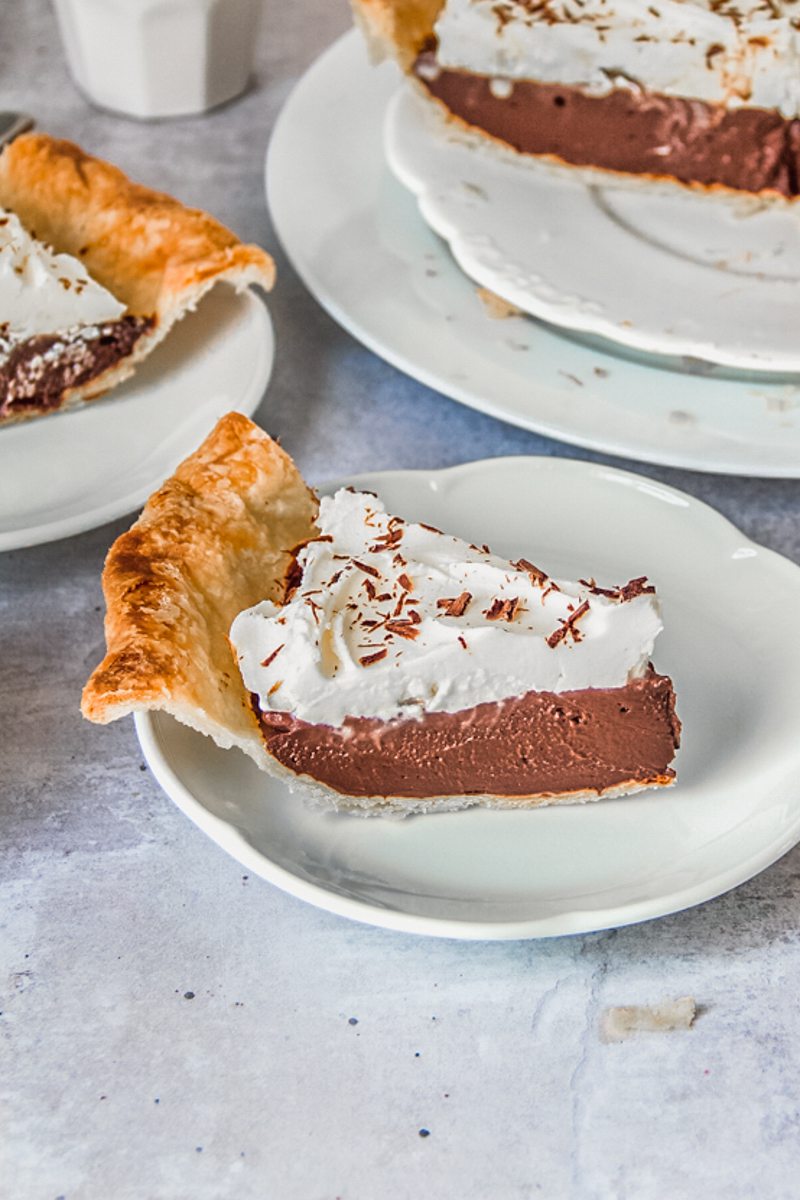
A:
[[2, 2, 800, 1197]]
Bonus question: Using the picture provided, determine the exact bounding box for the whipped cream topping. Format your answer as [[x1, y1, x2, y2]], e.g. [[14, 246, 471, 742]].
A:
[[0, 208, 125, 357], [433, 0, 800, 116], [231, 489, 664, 728]]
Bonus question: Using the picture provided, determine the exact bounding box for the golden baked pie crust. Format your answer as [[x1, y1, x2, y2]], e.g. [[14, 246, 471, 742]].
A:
[[81, 412, 318, 767], [0, 134, 275, 425]]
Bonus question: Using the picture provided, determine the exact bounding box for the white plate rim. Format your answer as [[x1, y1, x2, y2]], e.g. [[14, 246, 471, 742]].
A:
[[135, 454, 800, 940], [0, 291, 273, 552], [385, 82, 800, 373], [266, 30, 800, 480]]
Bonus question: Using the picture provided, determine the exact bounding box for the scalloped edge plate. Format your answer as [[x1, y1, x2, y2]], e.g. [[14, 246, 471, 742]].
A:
[[136, 455, 800, 939]]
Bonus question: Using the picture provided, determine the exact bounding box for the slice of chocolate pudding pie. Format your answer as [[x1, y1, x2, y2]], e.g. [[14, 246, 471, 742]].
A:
[[82, 414, 680, 816], [354, 0, 800, 197], [0, 134, 274, 426]]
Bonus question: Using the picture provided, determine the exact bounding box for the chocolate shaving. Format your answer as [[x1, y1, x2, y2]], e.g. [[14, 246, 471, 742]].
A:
[[397, 572, 414, 592], [363, 578, 377, 600], [580, 576, 655, 601], [304, 597, 322, 625], [484, 596, 520, 622], [359, 648, 388, 666], [547, 599, 590, 648], [437, 591, 472, 618], [457, 635, 468, 650], [618, 576, 656, 600], [369, 527, 404, 552], [260, 644, 284, 669], [267, 680, 282, 696], [385, 621, 420, 640], [512, 558, 548, 586], [353, 560, 381, 578], [419, 522, 443, 534]]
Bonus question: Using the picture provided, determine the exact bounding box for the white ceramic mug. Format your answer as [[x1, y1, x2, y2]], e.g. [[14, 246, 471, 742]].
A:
[[53, 0, 262, 119]]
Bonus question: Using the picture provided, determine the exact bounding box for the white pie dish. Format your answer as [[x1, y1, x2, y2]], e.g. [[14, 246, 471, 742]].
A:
[[134, 454, 800, 939], [266, 31, 800, 479], [386, 80, 800, 374], [0, 288, 273, 551]]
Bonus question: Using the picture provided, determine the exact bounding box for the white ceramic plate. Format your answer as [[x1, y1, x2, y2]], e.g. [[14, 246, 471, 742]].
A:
[[0, 288, 273, 551], [267, 31, 800, 478], [135, 456, 800, 940], [387, 82, 800, 374]]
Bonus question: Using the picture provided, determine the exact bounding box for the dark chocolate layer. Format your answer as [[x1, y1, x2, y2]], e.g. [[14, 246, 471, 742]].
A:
[[257, 671, 681, 800], [0, 315, 154, 419], [414, 53, 800, 196]]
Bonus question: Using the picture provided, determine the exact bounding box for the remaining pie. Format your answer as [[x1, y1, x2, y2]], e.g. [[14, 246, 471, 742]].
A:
[[0, 133, 274, 426], [82, 412, 680, 816], [352, 0, 800, 197]]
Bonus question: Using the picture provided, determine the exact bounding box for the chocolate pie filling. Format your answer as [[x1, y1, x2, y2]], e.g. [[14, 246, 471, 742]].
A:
[[414, 51, 800, 196], [0, 314, 154, 418], [256, 670, 681, 799]]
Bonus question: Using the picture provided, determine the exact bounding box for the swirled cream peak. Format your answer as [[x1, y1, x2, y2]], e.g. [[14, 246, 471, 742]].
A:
[[230, 488, 664, 727], [0, 208, 124, 350], [433, 0, 800, 116]]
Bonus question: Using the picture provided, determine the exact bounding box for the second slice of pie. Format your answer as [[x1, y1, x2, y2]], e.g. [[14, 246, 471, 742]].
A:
[[0, 134, 275, 426]]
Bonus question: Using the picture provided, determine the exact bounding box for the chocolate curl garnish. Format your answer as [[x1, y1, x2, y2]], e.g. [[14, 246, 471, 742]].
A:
[[512, 558, 549, 587], [353, 560, 381, 578], [437, 591, 472, 618], [369, 527, 404, 552], [484, 596, 521, 622], [267, 680, 283, 696], [384, 621, 420, 640], [579, 576, 655, 601], [457, 635, 468, 650], [547, 599, 590, 648], [304, 597, 322, 625], [397, 573, 414, 592], [618, 576, 656, 600], [260, 644, 284, 669], [359, 648, 388, 666], [419, 522, 444, 535], [363, 578, 377, 600]]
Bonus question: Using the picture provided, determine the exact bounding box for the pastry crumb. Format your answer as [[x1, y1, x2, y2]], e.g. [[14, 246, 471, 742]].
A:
[[476, 286, 524, 320], [600, 996, 696, 1042]]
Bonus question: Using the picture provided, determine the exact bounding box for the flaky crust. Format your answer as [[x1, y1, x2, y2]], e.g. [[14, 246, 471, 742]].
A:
[[0, 134, 275, 426], [350, 0, 443, 66], [81, 413, 318, 767]]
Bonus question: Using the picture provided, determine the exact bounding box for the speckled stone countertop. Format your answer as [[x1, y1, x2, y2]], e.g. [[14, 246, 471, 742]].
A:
[[3, 2, 800, 1198]]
